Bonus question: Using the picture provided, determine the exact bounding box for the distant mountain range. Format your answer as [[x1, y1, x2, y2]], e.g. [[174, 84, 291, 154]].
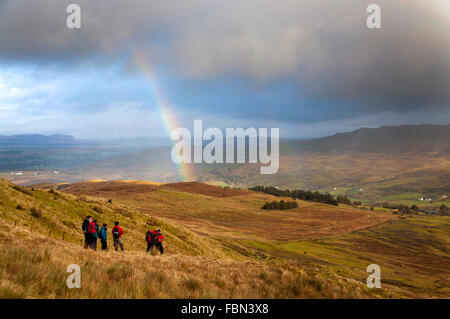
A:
[[0, 134, 75, 146], [286, 124, 450, 154], [2, 124, 449, 203], [0, 134, 172, 148], [0, 134, 171, 171], [2, 124, 448, 151]]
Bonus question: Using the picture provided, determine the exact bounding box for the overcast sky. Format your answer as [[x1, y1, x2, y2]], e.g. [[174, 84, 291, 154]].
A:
[[0, 0, 449, 139]]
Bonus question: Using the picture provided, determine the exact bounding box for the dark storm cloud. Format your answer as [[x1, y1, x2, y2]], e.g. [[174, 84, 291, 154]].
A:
[[0, 0, 449, 127], [301, 5, 450, 110]]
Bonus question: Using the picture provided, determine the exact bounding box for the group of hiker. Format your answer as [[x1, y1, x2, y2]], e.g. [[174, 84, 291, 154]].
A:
[[81, 215, 164, 254]]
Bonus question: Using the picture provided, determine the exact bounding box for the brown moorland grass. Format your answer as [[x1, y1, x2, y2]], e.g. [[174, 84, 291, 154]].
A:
[[0, 178, 244, 258], [60, 180, 397, 241], [57, 180, 160, 197], [241, 215, 450, 298], [1, 178, 448, 298], [0, 228, 390, 299], [161, 182, 249, 197]]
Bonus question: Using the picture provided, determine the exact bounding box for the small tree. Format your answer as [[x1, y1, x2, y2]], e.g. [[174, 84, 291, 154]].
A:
[[262, 200, 298, 210], [336, 195, 352, 205]]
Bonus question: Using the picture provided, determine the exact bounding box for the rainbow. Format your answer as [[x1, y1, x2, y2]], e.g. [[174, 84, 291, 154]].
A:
[[133, 51, 193, 181]]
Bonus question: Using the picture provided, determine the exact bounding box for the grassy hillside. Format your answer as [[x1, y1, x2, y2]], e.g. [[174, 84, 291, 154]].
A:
[[57, 181, 396, 241], [0, 179, 238, 258], [0, 178, 448, 298]]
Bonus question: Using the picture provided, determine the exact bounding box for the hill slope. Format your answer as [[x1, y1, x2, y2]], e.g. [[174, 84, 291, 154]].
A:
[[293, 124, 450, 153], [1, 178, 449, 298], [57, 180, 395, 241]]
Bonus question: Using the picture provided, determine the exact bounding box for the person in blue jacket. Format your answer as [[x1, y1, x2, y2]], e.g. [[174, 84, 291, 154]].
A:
[[99, 223, 108, 251]]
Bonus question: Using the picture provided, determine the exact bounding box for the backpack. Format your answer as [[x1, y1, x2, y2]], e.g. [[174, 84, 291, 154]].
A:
[[88, 222, 97, 234], [82, 219, 89, 232], [146, 231, 153, 242], [99, 227, 106, 240], [112, 227, 120, 239], [92, 225, 99, 238], [156, 234, 164, 243], [150, 230, 161, 243]]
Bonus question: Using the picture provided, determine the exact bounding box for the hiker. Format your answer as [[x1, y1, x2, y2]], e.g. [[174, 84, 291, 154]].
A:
[[88, 218, 99, 250], [112, 221, 124, 251], [99, 223, 108, 251], [146, 228, 165, 255], [81, 215, 92, 249]]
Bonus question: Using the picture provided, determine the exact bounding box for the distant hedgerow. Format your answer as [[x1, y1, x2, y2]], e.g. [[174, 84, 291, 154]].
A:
[[336, 195, 352, 205], [250, 186, 338, 206], [382, 202, 418, 214], [262, 200, 298, 210]]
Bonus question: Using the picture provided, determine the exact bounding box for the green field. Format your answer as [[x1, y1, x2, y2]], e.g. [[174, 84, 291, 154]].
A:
[[380, 193, 425, 201]]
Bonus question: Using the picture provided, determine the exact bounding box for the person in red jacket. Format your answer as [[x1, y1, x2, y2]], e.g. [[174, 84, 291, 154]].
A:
[[146, 229, 164, 255], [88, 219, 99, 250], [112, 221, 124, 251]]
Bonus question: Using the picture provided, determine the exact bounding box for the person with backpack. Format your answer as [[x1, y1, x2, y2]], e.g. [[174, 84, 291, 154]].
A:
[[145, 230, 153, 252], [81, 216, 92, 249], [87, 218, 99, 250], [146, 228, 165, 255], [87, 218, 97, 250], [112, 221, 124, 251], [99, 223, 108, 251]]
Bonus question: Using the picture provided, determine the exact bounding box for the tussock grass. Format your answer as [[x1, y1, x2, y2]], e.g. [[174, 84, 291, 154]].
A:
[[30, 207, 43, 218], [0, 234, 382, 299], [0, 178, 447, 298], [0, 178, 239, 258]]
